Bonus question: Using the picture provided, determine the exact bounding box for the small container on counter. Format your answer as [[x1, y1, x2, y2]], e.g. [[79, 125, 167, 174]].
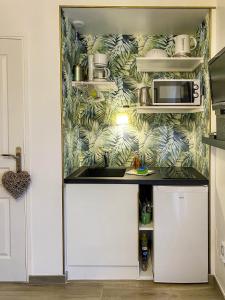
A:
[[73, 64, 83, 81]]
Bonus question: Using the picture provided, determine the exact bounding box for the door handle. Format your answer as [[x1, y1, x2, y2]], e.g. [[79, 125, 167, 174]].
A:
[[1, 147, 22, 173]]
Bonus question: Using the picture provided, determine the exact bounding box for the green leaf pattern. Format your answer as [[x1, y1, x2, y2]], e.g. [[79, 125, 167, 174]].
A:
[[62, 13, 210, 178]]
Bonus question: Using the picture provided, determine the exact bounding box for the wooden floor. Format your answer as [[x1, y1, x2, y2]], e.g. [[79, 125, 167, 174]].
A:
[[0, 280, 223, 300]]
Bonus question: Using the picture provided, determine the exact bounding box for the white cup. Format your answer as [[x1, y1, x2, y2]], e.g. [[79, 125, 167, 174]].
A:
[[94, 53, 108, 67], [174, 34, 197, 56]]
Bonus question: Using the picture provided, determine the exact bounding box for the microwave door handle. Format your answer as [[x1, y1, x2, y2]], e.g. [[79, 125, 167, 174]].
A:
[[189, 86, 193, 103], [154, 87, 158, 103], [190, 83, 195, 103], [182, 82, 191, 103]]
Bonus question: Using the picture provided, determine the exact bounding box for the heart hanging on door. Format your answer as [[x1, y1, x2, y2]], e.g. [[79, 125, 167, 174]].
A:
[[2, 171, 31, 199]]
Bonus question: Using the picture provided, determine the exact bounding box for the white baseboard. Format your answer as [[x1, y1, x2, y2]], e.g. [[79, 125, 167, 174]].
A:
[[215, 275, 225, 298]]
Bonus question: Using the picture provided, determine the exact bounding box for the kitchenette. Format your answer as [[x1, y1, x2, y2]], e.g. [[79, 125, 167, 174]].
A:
[[65, 167, 208, 282], [61, 7, 210, 283]]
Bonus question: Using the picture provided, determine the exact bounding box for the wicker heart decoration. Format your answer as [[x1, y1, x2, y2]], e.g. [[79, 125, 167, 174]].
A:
[[2, 171, 31, 199]]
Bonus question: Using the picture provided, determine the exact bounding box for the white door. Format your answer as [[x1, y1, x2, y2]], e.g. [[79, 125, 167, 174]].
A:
[[65, 184, 139, 279], [0, 38, 26, 281], [154, 186, 208, 283]]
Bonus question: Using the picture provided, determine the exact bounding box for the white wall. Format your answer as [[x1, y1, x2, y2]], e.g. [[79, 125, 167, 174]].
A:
[[212, 0, 225, 294], [0, 0, 217, 277], [0, 0, 63, 275]]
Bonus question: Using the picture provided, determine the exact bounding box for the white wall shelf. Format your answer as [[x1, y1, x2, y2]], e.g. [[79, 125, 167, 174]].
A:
[[136, 57, 203, 72], [139, 221, 154, 231], [72, 81, 117, 92], [137, 105, 204, 114]]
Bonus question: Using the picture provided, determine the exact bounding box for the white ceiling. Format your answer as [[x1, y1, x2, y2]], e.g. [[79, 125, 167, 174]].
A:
[[63, 8, 209, 35]]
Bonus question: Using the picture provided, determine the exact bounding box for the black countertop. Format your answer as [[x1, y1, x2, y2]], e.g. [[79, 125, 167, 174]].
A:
[[64, 167, 208, 185]]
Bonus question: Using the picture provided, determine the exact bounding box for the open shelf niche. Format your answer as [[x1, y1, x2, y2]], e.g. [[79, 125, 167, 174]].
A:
[[138, 185, 153, 280], [135, 56, 204, 113]]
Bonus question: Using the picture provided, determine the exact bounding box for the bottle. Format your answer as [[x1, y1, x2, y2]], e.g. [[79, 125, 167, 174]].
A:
[[132, 154, 141, 169], [73, 64, 82, 81], [141, 198, 151, 225], [147, 201, 153, 222], [140, 232, 148, 271]]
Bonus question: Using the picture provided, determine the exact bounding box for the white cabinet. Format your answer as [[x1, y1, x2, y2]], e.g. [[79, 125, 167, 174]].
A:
[[153, 186, 208, 283], [65, 184, 139, 279], [65, 183, 208, 281]]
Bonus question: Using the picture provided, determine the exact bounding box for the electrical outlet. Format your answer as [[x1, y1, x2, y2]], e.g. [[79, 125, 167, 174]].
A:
[[220, 241, 225, 264]]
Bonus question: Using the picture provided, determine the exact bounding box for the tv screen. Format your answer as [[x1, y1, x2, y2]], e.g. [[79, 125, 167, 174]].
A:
[[209, 47, 225, 107]]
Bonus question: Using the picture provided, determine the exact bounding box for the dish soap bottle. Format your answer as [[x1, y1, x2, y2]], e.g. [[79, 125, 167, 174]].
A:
[[132, 154, 141, 169]]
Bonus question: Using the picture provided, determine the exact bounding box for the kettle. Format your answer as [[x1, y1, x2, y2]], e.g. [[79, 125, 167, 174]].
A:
[[173, 34, 197, 57], [138, 87, 151, 106]]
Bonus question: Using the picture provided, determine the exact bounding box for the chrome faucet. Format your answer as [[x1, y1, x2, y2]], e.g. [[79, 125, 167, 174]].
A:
[[103, 151, 109, 168]]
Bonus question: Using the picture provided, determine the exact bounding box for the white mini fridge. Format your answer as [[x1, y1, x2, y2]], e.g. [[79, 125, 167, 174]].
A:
[[153, 185, 208, 283]]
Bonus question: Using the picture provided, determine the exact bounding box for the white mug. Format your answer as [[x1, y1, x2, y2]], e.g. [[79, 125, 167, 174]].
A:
[[174, 34, 197, 56], [94, 53, 108, 67], [94, 68, 110, 81]]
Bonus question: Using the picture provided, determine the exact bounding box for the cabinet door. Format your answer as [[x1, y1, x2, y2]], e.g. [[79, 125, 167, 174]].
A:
[[154, 185, 208, 283], [65, 184, 138, 266]]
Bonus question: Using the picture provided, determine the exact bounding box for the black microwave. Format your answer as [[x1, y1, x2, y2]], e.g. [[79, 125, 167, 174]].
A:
[[152, 79, 201, 106]]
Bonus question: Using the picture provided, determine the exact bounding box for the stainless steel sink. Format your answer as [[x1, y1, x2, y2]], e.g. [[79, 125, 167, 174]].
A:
[[78, 167, 126, 178]]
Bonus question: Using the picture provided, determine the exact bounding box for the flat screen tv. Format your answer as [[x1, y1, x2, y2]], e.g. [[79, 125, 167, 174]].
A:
[[209, 47, 225, 110]]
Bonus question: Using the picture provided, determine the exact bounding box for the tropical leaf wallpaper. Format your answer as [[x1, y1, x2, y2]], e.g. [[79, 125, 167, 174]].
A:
[[61, 12, 210, 178]]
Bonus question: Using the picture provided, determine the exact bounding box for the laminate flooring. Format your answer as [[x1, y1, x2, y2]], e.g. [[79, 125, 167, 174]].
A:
[[0, 280, 223, 300]]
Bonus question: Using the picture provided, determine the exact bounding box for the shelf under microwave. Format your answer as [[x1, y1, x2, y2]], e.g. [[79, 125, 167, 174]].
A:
[[152, 103, 201, 106], [137, 105, 204, 114]]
